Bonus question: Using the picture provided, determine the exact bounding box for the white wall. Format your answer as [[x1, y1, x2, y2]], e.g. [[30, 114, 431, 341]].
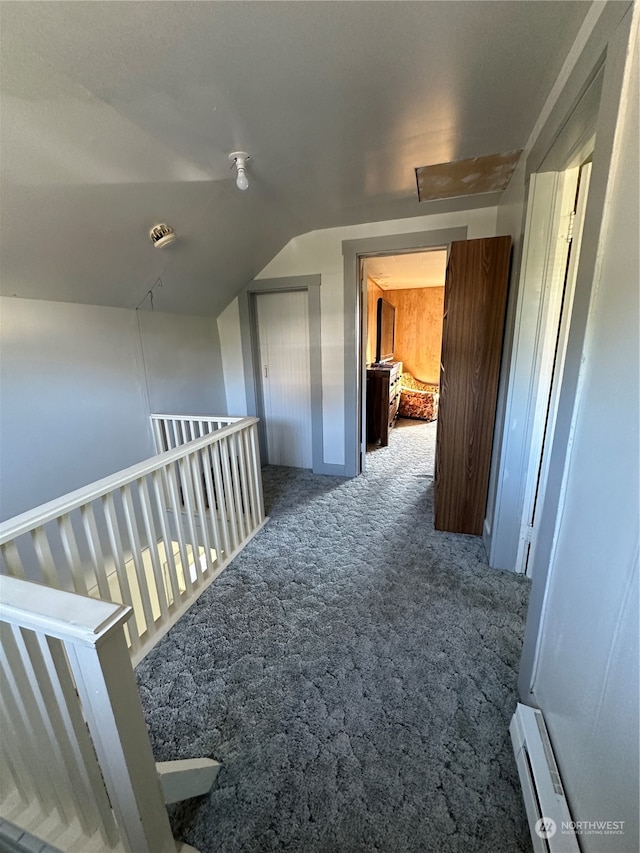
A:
[[221, 206, 499, 468], [138, 310, 225, 414], [0, 297, 226, 520], [530, 12, 638, 846], [217, 298, 248, 416], [484, 155, 527, 557]]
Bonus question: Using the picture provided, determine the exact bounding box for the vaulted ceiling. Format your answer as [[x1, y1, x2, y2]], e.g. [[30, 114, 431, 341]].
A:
[[0, 1, 589, 316]]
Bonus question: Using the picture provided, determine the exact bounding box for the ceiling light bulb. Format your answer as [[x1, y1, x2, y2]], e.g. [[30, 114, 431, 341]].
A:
[[229, 151, 250, 191], [236, 166, 249, 191]]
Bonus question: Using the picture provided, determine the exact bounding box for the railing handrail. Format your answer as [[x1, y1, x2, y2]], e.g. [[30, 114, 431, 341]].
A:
[[0, 416, 259, 545], [0, 575, 130, 645], [149, 413, 244, 423]]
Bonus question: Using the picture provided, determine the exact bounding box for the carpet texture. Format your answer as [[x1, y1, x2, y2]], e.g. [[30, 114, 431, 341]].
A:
[[136, 419, 532, 852]]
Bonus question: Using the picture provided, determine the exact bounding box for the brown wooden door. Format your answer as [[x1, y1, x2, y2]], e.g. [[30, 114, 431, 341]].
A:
[[435, 236, 511, 535]]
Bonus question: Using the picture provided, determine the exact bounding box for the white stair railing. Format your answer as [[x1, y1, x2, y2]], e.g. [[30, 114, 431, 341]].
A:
[[0, 576, 219, 853], [150, 414, 243, 453], [0, 417, 266, 665]]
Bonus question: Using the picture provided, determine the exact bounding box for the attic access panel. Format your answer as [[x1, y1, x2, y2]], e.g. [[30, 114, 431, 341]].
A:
[[416, 150, 522, 202]]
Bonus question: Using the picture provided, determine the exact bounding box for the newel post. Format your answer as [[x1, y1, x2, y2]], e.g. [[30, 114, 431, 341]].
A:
[[66, 626, 177, 853]]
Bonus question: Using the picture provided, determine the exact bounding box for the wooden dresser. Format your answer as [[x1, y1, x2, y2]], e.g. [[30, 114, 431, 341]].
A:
[[366, 362, 402, 446]]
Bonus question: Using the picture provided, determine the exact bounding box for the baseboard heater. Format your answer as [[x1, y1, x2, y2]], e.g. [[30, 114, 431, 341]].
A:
[[510, 703, 580, 853]]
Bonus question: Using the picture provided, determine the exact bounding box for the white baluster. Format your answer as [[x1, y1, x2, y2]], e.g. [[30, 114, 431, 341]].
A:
[[164, 461, 193, 598], [219, 437, 239, 553], [138, 476, 170, 626], [151, 469, 182, 609], [249, 423, 266, 523], [121, 484, 155, 637], [240, 427, 257, 531], [80, 504, 111, 601], [177, 455, 204, 587], [236, 428, 252, 533], [170, 419, 180, 451], [58, 514, 89, 597], [102, 493, 141, 654], [0, 540, 25, 580], [188, 452, 214, 575], [151, 417, 164, 455], [31, 527, 61, 589], [209, 442, 231, 558], [199, 447, 223, 568], [228, 432, 246, 542]]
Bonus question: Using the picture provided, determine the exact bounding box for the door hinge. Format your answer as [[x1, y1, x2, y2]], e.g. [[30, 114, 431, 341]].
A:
[[521, 524, 534, 546], [566, 209, 576, 243]]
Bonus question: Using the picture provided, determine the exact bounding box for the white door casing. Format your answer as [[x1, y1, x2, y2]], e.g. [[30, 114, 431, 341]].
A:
[[519, 160, 593, 577], [489, 163, 585, 575]]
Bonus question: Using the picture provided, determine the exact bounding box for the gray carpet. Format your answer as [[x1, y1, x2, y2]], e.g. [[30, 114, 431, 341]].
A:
[[136, 419, 532, 853]]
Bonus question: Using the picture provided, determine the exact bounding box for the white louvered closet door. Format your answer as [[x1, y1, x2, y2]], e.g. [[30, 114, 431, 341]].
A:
[[256, 290, 312, 468]]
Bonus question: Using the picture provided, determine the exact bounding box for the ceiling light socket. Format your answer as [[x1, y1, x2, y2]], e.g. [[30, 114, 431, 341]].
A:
[[149, 223, 176, 248], [229, 151, 250, 190]]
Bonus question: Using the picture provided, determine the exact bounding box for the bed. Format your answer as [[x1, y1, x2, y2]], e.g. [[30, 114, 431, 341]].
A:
[[397, 372, 439, 421]]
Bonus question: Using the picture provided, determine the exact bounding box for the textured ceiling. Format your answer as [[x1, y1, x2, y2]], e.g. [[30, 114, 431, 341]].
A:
[[0, 1, 589, 316], [366, 251, 447, 290]]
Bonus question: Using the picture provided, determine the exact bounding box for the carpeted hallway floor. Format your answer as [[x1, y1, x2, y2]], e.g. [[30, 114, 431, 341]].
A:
[[136, 419, 532, 853]]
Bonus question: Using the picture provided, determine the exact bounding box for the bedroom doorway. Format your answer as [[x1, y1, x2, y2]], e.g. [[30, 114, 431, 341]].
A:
[[358, 236, 512, 537], [362, 248, 447, 478]]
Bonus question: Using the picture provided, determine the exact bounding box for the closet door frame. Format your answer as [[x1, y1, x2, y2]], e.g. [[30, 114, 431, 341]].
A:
[[238, 275, 335, 475]]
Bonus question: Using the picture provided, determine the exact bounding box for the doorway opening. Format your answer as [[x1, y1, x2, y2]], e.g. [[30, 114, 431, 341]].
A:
[[343, 226, 468, 479], [355, 234, 512, 538], [362, 249, 447, 480]]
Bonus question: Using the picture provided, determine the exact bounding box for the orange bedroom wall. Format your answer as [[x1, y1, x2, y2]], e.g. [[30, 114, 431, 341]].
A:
[[384, 287, 444, 385]]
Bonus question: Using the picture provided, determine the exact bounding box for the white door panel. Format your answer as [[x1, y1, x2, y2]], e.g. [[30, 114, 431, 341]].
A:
[[256, 291, 312, 468]]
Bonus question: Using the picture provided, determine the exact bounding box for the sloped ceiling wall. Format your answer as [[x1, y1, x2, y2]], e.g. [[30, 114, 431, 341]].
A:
[[0, 1, 589, 316]]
